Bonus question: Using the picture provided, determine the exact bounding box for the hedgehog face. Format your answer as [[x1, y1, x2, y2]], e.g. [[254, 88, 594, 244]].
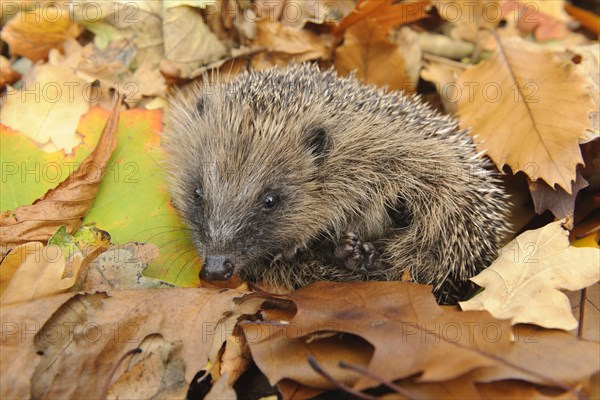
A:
[[168, 92, 332, 282]]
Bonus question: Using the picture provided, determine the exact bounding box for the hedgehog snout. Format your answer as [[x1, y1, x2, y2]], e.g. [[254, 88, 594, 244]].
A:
[[200, 255, 235, 281]]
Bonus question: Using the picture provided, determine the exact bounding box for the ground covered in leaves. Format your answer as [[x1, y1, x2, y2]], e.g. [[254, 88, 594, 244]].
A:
[[0, 0, 599, 399]]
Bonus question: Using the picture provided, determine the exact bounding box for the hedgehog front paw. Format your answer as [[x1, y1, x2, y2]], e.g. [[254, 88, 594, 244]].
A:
[[334, 232, 385, 272]]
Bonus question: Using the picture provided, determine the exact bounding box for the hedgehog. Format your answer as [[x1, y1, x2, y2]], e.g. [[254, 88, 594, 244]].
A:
[[164, 64, 511, 303]]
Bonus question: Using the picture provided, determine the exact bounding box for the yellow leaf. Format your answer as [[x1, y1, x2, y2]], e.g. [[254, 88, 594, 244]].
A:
[[0, 5, 81, 61], [460, 221, 600, 331], [457, 37, 595, 193]]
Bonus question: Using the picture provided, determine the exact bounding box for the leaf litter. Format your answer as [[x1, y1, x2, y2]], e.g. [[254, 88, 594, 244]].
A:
[[0, 0, 599, 398]]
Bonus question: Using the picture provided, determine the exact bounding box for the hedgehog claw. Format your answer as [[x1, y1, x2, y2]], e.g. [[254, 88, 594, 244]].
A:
[[335, 232, 384, 272]]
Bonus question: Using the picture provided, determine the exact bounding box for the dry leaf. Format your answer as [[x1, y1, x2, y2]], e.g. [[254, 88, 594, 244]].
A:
[[0, 292, 77, 399], [460, 221, 600, 330], [528, 169, 589, 229], [335, 19, 415, 92], [420, 55, 466, 114], [433, 0, 500, 50], [336, 0, 430, 36], [0, 288, 261, 399], [240, 282, 514, 393], [0, 95, 122, 252], [0, 242, 94, 305], [253, 20, 329, 65], [163, 4, 228, 79], [1, 5, 82, 61], [1, 63, 90, 153], [457, 37, 596, 193], [205, 373, 238, 400], [75, 243, 175, 293]]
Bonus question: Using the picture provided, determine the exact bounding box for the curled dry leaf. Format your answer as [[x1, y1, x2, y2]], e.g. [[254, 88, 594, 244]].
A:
[[0, 242, 101, 305], [460, 221, 600, 330], [335, 20, 416, 92], [0, 94, 123, 253], [457, 37, 596, 193], [0, 4, 82, 61]]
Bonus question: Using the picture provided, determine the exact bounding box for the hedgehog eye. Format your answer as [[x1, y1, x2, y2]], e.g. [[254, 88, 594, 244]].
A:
[[262, 193, 278, 211], [194, 188, 203, 200]]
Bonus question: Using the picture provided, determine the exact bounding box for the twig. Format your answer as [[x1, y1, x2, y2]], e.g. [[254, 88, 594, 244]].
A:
[[338, 361, 416, 399], [578, 288, 587, 338], [307, 355, 377, 400]]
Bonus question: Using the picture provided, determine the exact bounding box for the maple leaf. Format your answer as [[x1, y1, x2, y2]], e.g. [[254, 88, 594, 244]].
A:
[[460, 221, 600, 330], [457, 37, 596, 193]]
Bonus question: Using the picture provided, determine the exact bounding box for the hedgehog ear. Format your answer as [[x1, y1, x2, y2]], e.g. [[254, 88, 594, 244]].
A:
[[303, 126, 330, 163]]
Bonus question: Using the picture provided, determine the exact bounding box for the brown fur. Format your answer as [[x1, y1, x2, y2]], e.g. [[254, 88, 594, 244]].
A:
[[164, 65, 511, 303]]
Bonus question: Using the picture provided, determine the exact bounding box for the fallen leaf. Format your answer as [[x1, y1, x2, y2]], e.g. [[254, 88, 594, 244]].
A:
[[0, 242, 89, 305], [336, 0, 430, 36], [252, 20, 329, 66], [74, 106, 199, 287], [205, 373, 237, 400], [0, 122, 101, 212], [0, 94, 122, 252], [0, 4, 82, 61], [335, 19, 415, 92], [75, 243, 175, 292], [460, 221, 600, 330], [106, 335, 188, 399], [528, 170, 589, 229], [420, 55, 466, 114], [240, 282, 514, 393], [1, 63, 91, 153], [433, 0, 501, 50], [457, 37, 596, 192], [0, 288, 260, 399], [469, 325, 600, 390], [162, 4, 228, 79], [0, 291, 77, 399]]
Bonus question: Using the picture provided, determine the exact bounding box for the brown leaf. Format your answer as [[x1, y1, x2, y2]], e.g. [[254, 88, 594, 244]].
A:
[[457, 37, 595, 192], [0, 5, 82, 61], [252, 20, 329, 68], [240, 282, 514, 393], [469, 325, 600, 392], [0, 94, 123, 252], [336, 0, 430, 36], [528, 170, 589, 229], [0, 288, 260, 399], [334, 19, 415, 92]]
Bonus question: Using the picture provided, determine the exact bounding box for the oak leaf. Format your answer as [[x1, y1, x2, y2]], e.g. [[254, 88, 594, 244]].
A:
[[0, 288, 260, 399], [240, 282, 514, 393], [460, 221, 600, 330], [457, 37, 596, 192]]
